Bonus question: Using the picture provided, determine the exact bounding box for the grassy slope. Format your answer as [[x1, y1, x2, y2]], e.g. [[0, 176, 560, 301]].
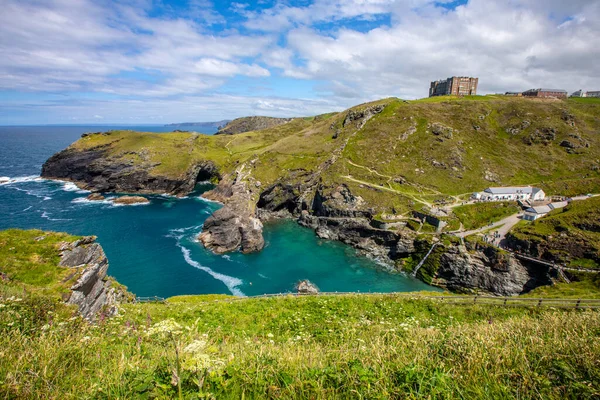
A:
[[453, 201, 520, 230], [1, 229, 600, 398], [509, 196, 600, 268], [0, 229, 80, 297], [68, 96, 600, 218]]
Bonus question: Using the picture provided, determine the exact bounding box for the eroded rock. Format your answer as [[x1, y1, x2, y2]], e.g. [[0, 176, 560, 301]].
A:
[[58, 236, 129, 320]]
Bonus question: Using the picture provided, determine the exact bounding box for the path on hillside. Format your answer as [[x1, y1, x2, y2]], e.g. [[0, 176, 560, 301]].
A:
[[341, 175, 433, 207], [455, 212, 522, 243]]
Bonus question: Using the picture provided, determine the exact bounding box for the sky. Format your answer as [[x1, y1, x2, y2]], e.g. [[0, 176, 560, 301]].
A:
[[0, 0, 599, 125]]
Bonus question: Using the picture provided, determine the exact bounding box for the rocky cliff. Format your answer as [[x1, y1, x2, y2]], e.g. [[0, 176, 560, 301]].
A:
[[198, 165, 264, 254], [216, 116, 293, 135], [41, 132, 219, 196], [58, 236, 130, 320], [432, 243, 555, 296]]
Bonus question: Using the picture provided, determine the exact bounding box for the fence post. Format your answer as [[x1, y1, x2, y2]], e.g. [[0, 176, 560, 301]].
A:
[[576, 299, 581, 310], [473, 296, 477, 304], [503, 298, 507, 306], [537, 299, 543, 307]]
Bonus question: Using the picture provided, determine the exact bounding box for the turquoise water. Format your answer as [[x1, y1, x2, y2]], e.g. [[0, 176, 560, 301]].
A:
[[0, 126, 434, 297]]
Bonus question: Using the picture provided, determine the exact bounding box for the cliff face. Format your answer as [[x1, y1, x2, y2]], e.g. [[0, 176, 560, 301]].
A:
[[198, 165, 264, 254], [432, 244, 554, 296], [58, 236, 129, 320], [216, 116, 293, 135], [41, 138, 219, 196]]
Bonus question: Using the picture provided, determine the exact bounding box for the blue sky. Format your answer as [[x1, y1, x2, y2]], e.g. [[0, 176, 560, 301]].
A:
[[0, 0, 598, 124]]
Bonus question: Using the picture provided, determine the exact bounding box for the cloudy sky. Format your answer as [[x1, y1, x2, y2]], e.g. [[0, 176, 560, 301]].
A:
[[1, 0, 598, 124]]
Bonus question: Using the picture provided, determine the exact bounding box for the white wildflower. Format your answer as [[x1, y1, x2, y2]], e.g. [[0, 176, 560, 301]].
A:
[[266, 333, 274, 338], [147, 319, 183, 339]]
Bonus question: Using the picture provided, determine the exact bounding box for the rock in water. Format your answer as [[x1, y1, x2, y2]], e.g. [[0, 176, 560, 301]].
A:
[[112, 196, 150, 205], [0, 176, 10, 184], [295, 279, 319, 294], [58, 236, 129, 320], [87, 192, 105, 201]]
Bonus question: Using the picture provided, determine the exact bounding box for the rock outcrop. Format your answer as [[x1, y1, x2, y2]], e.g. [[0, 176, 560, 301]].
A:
[[58, 236, 129, 320], [112, 195, 150, 205], [41, 141, 218, 196], [199, 166, 264, 254], [432, 244, 554, 296], [216, 116, 293, 135], [87, 193, 105, 201], [295, 280, 319, 294]]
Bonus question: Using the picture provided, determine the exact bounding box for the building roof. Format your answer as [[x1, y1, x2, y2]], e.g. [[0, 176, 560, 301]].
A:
[[549, 201, 568, 209], [526, 205, 552, 214], [484, 186, 535, 195]]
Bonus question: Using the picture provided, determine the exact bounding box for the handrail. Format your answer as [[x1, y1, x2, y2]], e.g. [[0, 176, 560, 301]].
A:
[[149, 292, 600, 309]]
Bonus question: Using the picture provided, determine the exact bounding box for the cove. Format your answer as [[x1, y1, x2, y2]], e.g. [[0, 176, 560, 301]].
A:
[[0, 126, 435, 297]]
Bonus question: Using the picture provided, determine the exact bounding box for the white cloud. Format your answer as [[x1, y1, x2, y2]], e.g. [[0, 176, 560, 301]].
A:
[[0, 0, 599, 123]]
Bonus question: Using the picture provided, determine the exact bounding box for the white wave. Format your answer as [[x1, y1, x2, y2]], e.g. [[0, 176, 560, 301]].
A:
[[196, 196, 221, 205], [43, 196, 52, 201], [179, 245, 245, 297], [258, 273, 270, 279], [61, 181, 90, 194], [0, 175, 43, 185], [72, 197, 114, 206], [221, 254, 232, 261], [22, 206, 32, 212], [40, 211, 72, 222]]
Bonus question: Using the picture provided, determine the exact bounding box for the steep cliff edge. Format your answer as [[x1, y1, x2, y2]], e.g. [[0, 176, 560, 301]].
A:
[[58, 236, 130, 319], [41, 131, 220, 196], [198, 165, 264, 253], [0, 229, 131, 320]]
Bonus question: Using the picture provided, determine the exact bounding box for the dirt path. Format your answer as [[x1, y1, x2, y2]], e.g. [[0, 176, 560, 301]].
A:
[[455, 212, 522, 242], [341, 175, 433, 207]]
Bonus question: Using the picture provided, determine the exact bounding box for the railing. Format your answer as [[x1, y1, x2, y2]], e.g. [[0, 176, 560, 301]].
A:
[[135, 296, 166, 303], [153, 292, 600, 309]]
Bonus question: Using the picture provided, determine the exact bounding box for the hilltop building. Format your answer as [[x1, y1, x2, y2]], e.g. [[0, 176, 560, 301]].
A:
[[472, 186, 545, 202], [522, 88, 567, 99], [429, 76, 478, 97], [570, 90, 585, 97]]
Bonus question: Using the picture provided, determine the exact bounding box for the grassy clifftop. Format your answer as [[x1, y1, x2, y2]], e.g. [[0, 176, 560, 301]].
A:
[[509, 196, 600, 268], [68, 96, 600, 216], [1, 229, 600, 398]]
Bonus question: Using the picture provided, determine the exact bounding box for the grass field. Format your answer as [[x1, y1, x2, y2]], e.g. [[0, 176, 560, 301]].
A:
[[2, 229, 600, 399]]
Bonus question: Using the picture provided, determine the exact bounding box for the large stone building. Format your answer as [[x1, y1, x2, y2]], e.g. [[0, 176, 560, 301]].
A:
[[522, 88, 567, 99], [429, 76, 478, 97]]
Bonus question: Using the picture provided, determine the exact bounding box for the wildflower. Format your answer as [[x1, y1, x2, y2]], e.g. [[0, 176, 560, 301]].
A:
[[80, 336, 91, 343], [181, 339, 225, 373], [147, 319, 183, 339], [0, 304, 5, 308], [266, 333, 274, 338], [41, 324, 50, 331]]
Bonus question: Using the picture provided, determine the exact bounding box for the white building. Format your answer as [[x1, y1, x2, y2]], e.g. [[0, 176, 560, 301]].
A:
[[523, 201, 568, 221], [473, 186, 545, 202]]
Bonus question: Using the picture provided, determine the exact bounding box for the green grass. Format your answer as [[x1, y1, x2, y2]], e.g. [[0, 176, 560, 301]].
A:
[[453, 202, 520, 230], [508, 196, 600, 266], [65, 96, 600, 219], [2, 291, 600, 399], [1, 229, 600, 399], [0, 229, 80, 296]]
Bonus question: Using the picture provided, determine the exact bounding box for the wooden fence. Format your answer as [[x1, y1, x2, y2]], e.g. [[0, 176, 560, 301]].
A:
[[150, 292, 600, 309]]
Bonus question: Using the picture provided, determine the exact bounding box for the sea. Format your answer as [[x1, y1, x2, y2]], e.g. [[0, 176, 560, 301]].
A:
[[0, 125, 434, 297]]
